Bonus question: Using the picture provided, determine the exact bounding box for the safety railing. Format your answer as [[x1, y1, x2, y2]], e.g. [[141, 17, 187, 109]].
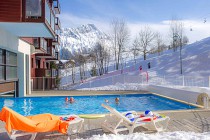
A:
[[59, 73, 210, 90], [31, 77, 57, 91]]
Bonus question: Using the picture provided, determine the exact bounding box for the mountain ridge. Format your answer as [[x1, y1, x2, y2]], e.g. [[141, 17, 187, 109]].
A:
[[60, 24, 111, 54]]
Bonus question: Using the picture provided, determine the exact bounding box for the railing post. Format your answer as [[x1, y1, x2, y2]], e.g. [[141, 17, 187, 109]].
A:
[[31, 79, 33, 91], [203, 96, 209, 109], [209, 76, 210, 87], [141, 75, 143, 85], [112, 76, 114, 85], [182, 75, 185, 86], [163, 75, 166, 85], [43, 77, 45, 91]]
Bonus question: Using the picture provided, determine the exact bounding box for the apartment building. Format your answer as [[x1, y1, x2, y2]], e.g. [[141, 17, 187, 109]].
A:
[[0, 0, 61, 97]]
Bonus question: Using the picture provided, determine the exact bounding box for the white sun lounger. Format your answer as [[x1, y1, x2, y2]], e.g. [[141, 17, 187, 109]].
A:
[[60, 114, 84, 135], [101, 104, 170, 134]]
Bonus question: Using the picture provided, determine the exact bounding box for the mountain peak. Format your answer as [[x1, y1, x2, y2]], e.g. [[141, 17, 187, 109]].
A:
[[60, 24, 111, 55]]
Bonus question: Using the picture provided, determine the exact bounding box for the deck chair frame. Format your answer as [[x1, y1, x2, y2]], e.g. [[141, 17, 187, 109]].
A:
[[101, 104, 170, 134], [7, 130, 37, 140]]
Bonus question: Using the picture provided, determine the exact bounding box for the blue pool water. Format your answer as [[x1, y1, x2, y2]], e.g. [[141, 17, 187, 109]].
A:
[[0, 94, 197, 116]]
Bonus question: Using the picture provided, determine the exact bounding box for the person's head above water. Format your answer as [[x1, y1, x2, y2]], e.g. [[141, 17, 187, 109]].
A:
[[115, 97, 119, 103], [69, 97, 75, 103], [105, 99, 109, 103]]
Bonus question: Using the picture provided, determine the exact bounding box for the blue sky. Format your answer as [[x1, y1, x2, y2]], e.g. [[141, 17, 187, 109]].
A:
[[60, 0, 210, 43]]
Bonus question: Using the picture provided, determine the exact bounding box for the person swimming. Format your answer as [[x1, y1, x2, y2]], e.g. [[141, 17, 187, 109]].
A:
[[105, 99, 109, 103], [115, 97, 120, 104], [69, 97, 75, 103], [65, 97, 68, 102]]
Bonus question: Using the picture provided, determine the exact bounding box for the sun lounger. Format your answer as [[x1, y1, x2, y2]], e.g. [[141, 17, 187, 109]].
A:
[[0, 107, 82, 140], [101, 104, 170, 134], [60, 114, 84, 135]]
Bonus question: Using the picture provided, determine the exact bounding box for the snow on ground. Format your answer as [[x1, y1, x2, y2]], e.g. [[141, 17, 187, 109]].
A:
[[77, 83, 146, 91], [64, 37, 210, 90], [76, 132, 210, 140]]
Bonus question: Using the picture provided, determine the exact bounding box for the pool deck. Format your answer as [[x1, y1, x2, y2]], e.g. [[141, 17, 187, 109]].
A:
[[27, 90, 148, 97], [0, 91, 210, 139]]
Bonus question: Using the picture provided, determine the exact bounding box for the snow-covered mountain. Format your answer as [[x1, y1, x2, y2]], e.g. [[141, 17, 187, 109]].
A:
[[60, 24, 111, 54]]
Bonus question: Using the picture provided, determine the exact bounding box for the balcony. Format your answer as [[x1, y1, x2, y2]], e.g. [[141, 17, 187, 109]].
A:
[[52, 34, 61, 45], [33, 38, 48, 53], [53, 0, 61, 14], [55, 17, 61, 30], [46, 46, 60, 61], [47, 46, 55, 57], [36, 46, 56, 59], [0, 0, 57, 38], [35, 68, 57, 77], [55, 52, 60, 60]]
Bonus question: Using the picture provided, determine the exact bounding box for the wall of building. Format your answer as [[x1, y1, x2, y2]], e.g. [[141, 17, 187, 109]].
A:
[[0, 28, 18, 51], [0, 0, 22, 22], [18, 39, 31, 97], [0, 28, 31, 97]]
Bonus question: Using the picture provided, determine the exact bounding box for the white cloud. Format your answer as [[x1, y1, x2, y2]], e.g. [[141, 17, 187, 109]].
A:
[[60, 13, 210, 44]]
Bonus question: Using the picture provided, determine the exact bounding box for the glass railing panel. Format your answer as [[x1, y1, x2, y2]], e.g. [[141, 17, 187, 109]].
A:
[[51, 69, 57, 77], [25, 0, 42, 18], [40, 38, 47, 51], [45, 69, 51, 77]]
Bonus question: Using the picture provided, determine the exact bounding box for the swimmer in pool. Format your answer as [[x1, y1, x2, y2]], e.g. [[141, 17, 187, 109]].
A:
[[69, 97, 75, 103], [115, 97, 120, 104]]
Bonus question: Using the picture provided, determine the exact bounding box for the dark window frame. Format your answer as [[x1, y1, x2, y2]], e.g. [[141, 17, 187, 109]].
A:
[[0, 48, 18, 82]]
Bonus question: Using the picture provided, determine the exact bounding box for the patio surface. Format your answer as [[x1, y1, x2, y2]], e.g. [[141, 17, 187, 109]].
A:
[[0, 90, 210, 139]]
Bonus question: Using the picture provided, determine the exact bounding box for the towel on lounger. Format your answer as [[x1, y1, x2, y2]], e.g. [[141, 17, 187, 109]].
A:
[[0, 107, 69, 134]]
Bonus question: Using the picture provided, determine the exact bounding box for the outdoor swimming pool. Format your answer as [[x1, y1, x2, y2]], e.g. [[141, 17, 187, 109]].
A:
[[0, 94, 197, 116]]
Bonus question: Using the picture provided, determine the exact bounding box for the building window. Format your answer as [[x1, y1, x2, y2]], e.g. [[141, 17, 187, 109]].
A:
[[6, 66, 17, 79], [0, 49, 4, 80], [0, 49, 17, 81], [6, 51, 17, 65], [0, 66, 4, 80], [26, 0, 42, 18]]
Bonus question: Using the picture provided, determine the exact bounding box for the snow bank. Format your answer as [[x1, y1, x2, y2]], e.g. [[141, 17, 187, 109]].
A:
[[76, 131, 210, 140]]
